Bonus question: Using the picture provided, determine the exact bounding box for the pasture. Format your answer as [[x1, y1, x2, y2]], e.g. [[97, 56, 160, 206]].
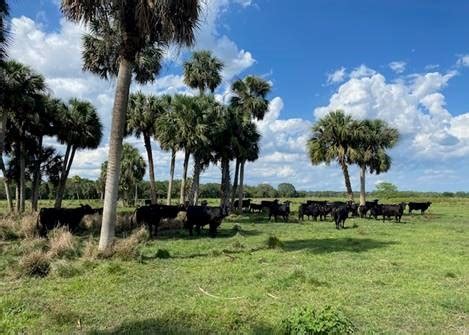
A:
[[1, 198, 468, 334]]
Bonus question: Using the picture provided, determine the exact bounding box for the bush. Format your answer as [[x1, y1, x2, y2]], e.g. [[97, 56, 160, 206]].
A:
[[266, 235, 284, 249], [47, 227, 78, 259], [18, 250, 50, 277], [281, 306, 354, 335], [155, 249, 171, 259]]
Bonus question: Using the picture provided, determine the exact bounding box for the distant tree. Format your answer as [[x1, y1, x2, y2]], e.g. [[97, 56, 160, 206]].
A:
[[373, 182, 398, 198], [278, 183, 297, 198], [254, 183, 278, 198], [308, 110, 361, 201], [55, 98, 102, 208]]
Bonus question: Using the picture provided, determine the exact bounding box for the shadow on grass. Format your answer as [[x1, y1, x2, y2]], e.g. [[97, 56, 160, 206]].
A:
[[282, 237, 397, 254], [152, 226, 263, 241], [88, 315, 274, 335]]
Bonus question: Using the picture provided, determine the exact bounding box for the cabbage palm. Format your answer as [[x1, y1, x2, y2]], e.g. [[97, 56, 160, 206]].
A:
[[183, 50, 223, 95], [61, 0, 201, 250], [352, 119, 399, 205], [308, 110, 362, 201], [126, 92, 164, 204], [55, 98, 103, 208], [120, 143, 146, 205], [0, 0, 8, 61]]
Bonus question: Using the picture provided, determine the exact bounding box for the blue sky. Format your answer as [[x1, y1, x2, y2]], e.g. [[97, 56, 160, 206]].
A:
[[6, 0, 469, 192]]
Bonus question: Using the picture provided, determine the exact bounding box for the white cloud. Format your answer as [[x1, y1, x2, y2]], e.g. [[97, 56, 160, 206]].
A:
[[456, 54, 469, 67], [349, 65, 376, 79], [326, 67, 346, 85], [389, 61, 407, 74]]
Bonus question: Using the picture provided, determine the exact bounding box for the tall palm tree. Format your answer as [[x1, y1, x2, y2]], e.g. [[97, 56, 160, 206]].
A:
[[61, 0, 201, 250], [0, 0, 8, 61], [308, 110, 362, 201], [1, 61, 47, 212], [230, 76, 271, 209], [120, 143, 146, 205], [183, 50, 223, 95], [126, 92, 164, 204], [352, 119, 399, 205], [55, 98, 103, 208]]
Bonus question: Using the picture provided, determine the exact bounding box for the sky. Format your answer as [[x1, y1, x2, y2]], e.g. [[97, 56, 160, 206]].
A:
[[5, 0, 469, 192]]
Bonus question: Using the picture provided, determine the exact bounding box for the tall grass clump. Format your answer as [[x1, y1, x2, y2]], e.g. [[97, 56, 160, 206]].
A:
[[266, 235, 284, 249], [47, 227, 79, 259], [281, 306, 354, 335], [112, 227, 150, 261], [17, 250, 51, 278]]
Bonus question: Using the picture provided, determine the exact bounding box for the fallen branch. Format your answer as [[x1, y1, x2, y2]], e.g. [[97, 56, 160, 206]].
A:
[[198, 287, 244, 300]]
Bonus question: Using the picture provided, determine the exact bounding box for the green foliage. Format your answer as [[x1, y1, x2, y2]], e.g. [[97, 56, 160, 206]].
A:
[[278, 183, 297, 197], [155, 249, 171, 259], [281, 306, 354, 335], [266, 235, 283, 249], [373, 182, 399, 198]]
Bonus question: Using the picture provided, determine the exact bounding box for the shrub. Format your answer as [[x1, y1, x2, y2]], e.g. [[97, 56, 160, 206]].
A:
[[47, 227, 78, 259], [266, 235, 284, 249], [18, 250, 50, 277], [155, 249, 171, 259], [281, 306, 354, 335]]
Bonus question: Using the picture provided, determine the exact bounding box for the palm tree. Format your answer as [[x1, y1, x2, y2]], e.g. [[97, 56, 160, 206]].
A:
[[308, 110, 362, 201], [352, 119, 399, 205], [183, 50, 223, 95], [0, 0, 8, 61], [1, 61, 47, 212], [55, 98, 103, 208], [230, 76, 271, 209], [126, 92, 164, 204], [61, 0, 201, 250]]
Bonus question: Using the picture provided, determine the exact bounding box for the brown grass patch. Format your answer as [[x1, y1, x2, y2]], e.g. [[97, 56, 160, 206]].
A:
[[17, 250, 51, 277], [112, 227, 149, 261], [47, 227, 78, 259]]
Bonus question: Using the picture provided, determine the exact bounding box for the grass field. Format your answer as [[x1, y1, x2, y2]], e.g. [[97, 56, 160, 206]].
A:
[[1, 198, 468, 334]]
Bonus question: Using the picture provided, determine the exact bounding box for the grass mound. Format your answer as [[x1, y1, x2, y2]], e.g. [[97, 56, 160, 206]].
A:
[[47, 227, 79, 259], [17, 250, 50, 278], [266, 235, 284, 249], [112, 227, 150, 261]]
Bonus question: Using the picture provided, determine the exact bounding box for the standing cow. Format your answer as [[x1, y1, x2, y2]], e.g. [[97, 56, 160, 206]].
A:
[[37, 205, 98, 237], [185, 205, 229, 237]]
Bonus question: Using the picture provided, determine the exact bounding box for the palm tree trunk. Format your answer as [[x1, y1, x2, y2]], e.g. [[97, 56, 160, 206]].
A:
[[15, 182, 19, 213], [54, 145, 76, 209], [340, 160, 354, 201], [31, 136, 43, 212], [188, 156, 201, 205], [220, 158, 231, 208], [166, 148, 176, 205], [19, 140, 26, 212], [99, 59, 132, 252], [143, 133, 157, 204], [237, 160, 245, 212], [134, 183, 138, 206], [359, 165, 366, 206], [0, 110, 12, 212], [230, 159, 240, 209], [179, 150, 190, 205]]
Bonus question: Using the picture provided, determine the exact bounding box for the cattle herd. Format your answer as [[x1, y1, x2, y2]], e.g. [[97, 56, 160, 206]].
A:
[[36, 199, 432, 237]]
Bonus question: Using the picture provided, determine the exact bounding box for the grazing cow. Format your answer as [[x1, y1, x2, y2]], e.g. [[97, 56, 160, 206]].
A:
[[408, 202, 431, 214], [185, 205, 229, 237], [249, 203, 263, 213], [233, 198, 251, 211], [306, 200, 328, 206], [261, 199, 279, 211], [298, 203, 320, 221], [370, 204, 383, 220], [37, 205, 97, 237], [268, 201, 291, 222], [382, 203, 406, 222], [133, 204, 184, 237], [359, 199, 379, 218], [332, 206, 349, 229]]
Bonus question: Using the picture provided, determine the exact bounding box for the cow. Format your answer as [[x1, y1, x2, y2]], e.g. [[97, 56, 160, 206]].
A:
[[332, 206, 349, 229], [359, 199, 379, 218], [261, 199, 279, 211], [298, 203, 321, 221], [370, 204, 383, 220], [185, 205, 229, 237], [382, 203, 406, 222], [306, 200, 328, 206], [268, 201, 291, 222], [347, 201, 359, 217], [249, 203, 263, 213], [233, 198, 251, 211], [132, 204, 184, 237], [408, 202, 431, 214], [37, 205, 97, 237]]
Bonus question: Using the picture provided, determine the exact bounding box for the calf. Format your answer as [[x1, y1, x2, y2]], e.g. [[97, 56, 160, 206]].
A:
[[185, 205, 229, 237], [408, 202, 431, 214], [269, 201, 291, 222], [332, 206, 349, 229], [298, 203, 320, 221], [133, 204, 184, 237], [37, 205, 97, 237], [382, 203, 406, 222]]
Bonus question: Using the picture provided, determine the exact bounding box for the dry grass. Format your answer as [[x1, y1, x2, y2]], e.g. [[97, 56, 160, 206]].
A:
[[47, 227, 78, 259], [17, 250, 50, 277], [80, 213, 102, 234], [112, 227, 149, 261], [0, 214, 38, 240]]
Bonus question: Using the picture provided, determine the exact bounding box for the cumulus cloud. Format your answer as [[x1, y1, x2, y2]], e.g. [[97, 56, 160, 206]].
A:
[[326, 67, 346, 85], [456, 54, 469, 67], [389, 61, 407, 74]]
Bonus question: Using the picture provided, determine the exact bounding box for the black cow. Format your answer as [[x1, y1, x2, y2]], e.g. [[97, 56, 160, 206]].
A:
[[268, 201, 291, 222], [359, 199, 379, 218], [408, 202, 431, 214], [185, 205, 229, 237], [233, 198, 251, 211], [298, 203, 320, 221], [261, 199, 279, 211], [332, 206, 349, 229], [249, 203, 263, 213], [37, 205, 97, 237], [306, 200, 328, 206], [133, 204, 184, 237], [382, 203, 406, 222], [347, 201, 359, 217]]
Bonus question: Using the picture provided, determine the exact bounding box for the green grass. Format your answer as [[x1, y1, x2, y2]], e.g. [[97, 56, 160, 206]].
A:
[[1, 198, 468, 334]]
